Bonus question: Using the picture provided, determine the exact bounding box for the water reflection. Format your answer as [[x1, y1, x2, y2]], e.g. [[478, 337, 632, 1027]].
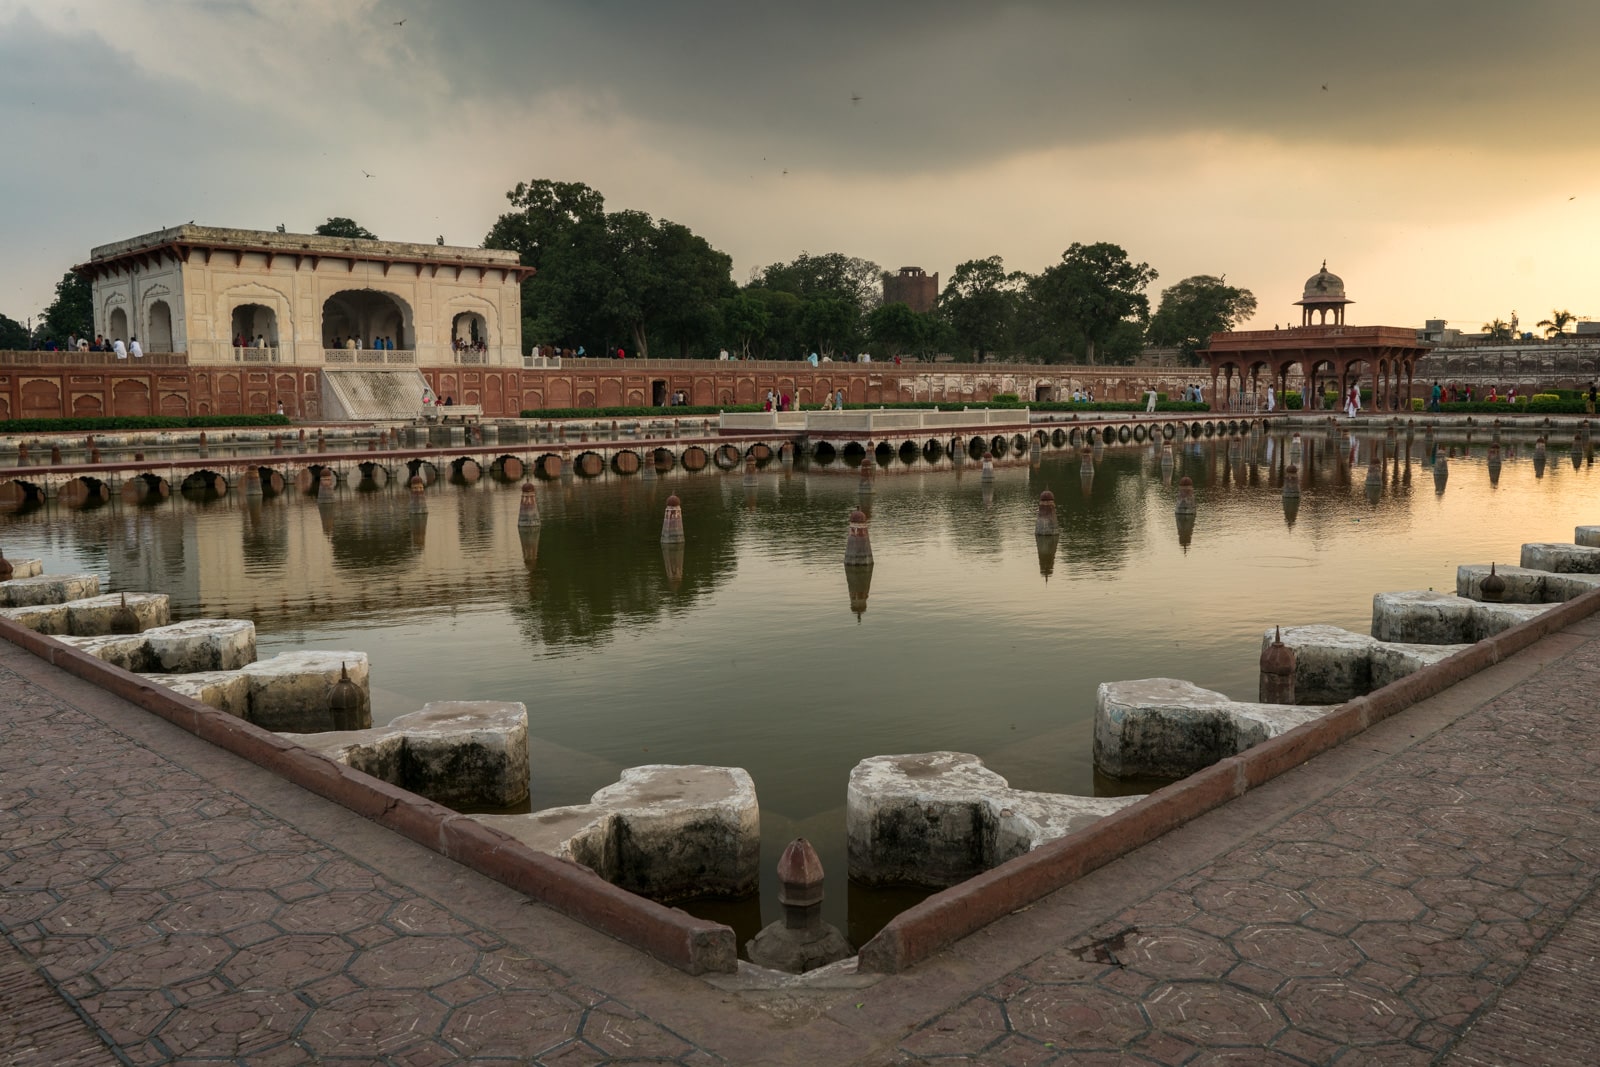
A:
[[5, 430, 1597, 947]]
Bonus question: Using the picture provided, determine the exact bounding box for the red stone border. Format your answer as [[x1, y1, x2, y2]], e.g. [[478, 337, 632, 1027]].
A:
[[858, 585, 1600, 973], [0, 618, 738, 975]]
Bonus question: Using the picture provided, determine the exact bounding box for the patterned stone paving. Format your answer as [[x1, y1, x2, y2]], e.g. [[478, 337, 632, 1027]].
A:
[[0, 665, 717, 1066], [893, 639, 1600, 1064], [5, 625, 1600, 1065]]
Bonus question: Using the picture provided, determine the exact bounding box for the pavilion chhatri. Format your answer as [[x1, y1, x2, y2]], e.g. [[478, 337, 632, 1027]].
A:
[[1202, 264, 1431, 411]]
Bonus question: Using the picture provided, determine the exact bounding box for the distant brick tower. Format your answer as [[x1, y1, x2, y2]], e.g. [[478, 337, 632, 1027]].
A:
[[883, 266, 939, 314]]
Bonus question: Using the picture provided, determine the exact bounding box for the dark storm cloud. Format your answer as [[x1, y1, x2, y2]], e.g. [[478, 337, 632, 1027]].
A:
[[381, 0, 1600, 170]]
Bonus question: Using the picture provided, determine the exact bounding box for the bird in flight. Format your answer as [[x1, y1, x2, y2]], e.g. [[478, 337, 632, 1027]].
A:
[[393, 19, 406, 26], [362, 170, 374, 178], [850, 93, 862, 105], [1321, 84, 1328, 91]]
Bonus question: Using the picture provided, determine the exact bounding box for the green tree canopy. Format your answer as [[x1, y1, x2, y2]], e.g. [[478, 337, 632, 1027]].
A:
[[939, 255, 1024, 363], [1028, 242, 1156, 365], [746, 251, 883, 358], [40, 270, 92, 344], [1146, 275, 1259, 362], [313, 217, 378, 240], [0, 312, 30, 349], [484, 179, 733, 357], [718, 293, 771, 358]]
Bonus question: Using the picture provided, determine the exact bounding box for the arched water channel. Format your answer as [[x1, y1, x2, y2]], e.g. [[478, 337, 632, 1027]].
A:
[[3, 429, 1594, 951]]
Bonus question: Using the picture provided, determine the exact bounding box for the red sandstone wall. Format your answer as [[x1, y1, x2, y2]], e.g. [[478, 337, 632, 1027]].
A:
[[0, 367, 323, 421]]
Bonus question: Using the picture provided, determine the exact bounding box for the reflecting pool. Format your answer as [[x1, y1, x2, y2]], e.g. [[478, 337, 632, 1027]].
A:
[[3, 430, 1592, 949]]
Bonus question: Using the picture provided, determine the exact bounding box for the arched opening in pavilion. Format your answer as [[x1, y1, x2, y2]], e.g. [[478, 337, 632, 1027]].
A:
[[321, 290, 412, 350], [108, 307, 128, 342], [231, 304, 279, 349], [148, 302, 175, 351]]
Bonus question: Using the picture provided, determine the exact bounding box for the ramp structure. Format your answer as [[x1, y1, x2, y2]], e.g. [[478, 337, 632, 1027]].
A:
[[320, 368, 428, 421]]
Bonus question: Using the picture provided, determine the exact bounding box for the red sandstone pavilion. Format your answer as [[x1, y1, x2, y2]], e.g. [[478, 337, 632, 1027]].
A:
[[1201, 264, 1430, 411]]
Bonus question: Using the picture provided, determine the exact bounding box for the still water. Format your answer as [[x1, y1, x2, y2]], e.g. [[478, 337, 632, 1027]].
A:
[[3, 430, 1593, 949]]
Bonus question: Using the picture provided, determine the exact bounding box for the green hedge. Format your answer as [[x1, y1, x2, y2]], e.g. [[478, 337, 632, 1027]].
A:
[[520, 405, 764, 419], [1438, 399, 1592, 415], [1, 414, 291, 433]]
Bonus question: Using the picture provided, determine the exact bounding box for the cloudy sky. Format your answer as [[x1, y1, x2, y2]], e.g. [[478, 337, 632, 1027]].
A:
[[3, 0, 1598, 333]]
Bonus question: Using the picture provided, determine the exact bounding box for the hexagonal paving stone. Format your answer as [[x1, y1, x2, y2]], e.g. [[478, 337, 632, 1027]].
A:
[[299, 988, 449, 1057], [157, 891, 280, 935], [1191, 880, 1311, 925], [1118, 927, 1238, 982], [1302, 877, 1425, 924], [76, 987, 178, 1049], [270, 891, 393, 935], [221, 933, 355, 989], [901, 996, 1011, 1058], [1002, 983, 1148, 1048], [1144, 982, 1286, 1045], [578, 1002, 696, 1060], [210, 851, 325, 891], [1350, 922, 1488, 977], [345, 934, 480, 989], [1278, 977, 1418, 1045], [384, 898, 475, 936], [91, 933, 235, 989], [155, 989, 311, 1058], [439, 989, 584, 1057], [1233, 923, 1363, 978], [1256, 840, 1374, 880]]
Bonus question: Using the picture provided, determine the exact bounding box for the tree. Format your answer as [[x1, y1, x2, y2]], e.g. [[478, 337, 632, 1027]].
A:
[[1029, 243, 1157, 363], [1537, 309, 1576, 337], [314, 217, 378, 240], [646, 220, 734, 358], [866, 301, 925, 358], [939, 256, 1023, 362], [719, 294, 770, 358], [801, 296, 860, 359], [0, 313, 30, 350], [39, 270, 92, 344], [1146, 275, 1259, 362], [748, 250, 883, 358], [1482, 318, 1513, 342]]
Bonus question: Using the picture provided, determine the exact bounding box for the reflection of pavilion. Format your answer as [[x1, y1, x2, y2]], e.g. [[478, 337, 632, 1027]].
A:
[[77, 225, 532, 367], [1202, 265, 1430, 411]]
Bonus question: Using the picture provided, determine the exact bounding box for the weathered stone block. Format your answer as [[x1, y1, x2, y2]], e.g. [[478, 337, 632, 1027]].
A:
[[1371, 591, 1551, 644], [1574, 525, 1600, 549], [1, 559, 44, 580], [0, 574, 100, 607], [277, 728, 405, 783], [846, 752, 1142, 888], [0, 603, 69, 634], [472, 765, 759, 902], [145, 670, 252, 718], [144, 619, 256, 672], [1520, 542, 1600, 574], [389, 701, 530, 808], [1096, 678, 1329, 780], [66, 593, 170, 636], [239, 650, 369, 733], [52, 633, 152, 671], [1455, 564, 1600, 603], [1261, 625, 1470, 703]]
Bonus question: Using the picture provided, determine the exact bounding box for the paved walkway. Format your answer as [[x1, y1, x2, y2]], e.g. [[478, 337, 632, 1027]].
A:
[[3, 614, 1599, 1064]]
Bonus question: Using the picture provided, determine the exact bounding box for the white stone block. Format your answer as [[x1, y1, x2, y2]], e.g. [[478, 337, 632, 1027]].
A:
[[1371, 590, 1552, 644], [239, 650, 369, 733], [0, 559, 44, 579], [388, 701, 530, 808], [146, 670, 253, 717], [1455, 564, 1600, 604], [144, 619, 256, 672], [52, 633, 151, 671], [1096, 678, 1329, 780], [0, 574, 100, 607], [471, 764, 759, 902], [1574, 525, 1600, 549], [65, 593, 170, 636], [846, 752, 1141, 888], [1520, 542, 1600, 574], [277, 728, 405, 783], [0, 603, 69, 634], [1262, 625, 1471, 703]]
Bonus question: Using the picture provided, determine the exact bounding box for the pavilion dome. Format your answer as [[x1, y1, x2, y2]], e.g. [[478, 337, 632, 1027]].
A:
[[1301, 261, 1346, 301]]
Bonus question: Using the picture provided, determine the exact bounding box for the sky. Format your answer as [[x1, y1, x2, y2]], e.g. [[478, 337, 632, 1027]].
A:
[[2, 0, 1598, 334]]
